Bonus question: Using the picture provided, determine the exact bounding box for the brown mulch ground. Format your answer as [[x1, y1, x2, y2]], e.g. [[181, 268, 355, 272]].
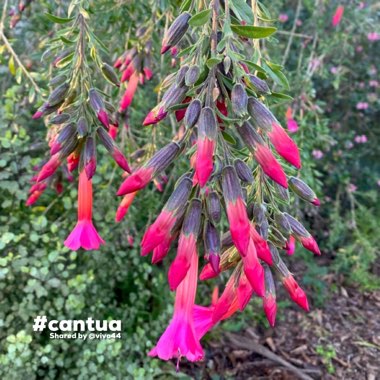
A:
[[179, 285, 380, 380]]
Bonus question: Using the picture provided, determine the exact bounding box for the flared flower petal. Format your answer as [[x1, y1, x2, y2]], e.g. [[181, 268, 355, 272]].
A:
[[64, 220, 105, 251]]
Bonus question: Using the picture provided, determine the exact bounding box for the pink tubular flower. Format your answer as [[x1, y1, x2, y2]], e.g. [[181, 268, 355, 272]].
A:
[[250, 225, 273, 265], [237, 272, 254, 310], [242, 240, 265, 297], [119, 72, 139, 112], [37, 154, 61, 182], [149, 250, 204, 362], [195, 138, 215, 187], [152, 235, 175, 264], [332, 6, 344, 27], [267, 123, 301, 169], [117, 167, 154, 195], [285, 236, 296, 255], [254, 144, 288, 188], [142, 210, 177, 256], [283, 275, 309, 311], [263, 294, 277, 327], [299, 235, 321, 255], [64, 171, 105, 251], [143, 104, 168, 126], [222, 166, 251, 256], [26, 183, 47, 206], [115, 192, 137, 222]]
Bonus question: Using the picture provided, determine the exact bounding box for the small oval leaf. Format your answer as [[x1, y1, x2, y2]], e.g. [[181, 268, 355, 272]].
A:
[[231, 25, 277, 39], [189, 9, 212, 27]]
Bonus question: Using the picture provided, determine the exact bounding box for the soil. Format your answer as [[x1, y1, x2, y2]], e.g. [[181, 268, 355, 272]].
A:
[[179, 283, 380, 379]]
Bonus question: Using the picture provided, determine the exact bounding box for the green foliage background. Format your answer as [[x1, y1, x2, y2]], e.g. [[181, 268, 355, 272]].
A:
[[0, 0, 379, 378]]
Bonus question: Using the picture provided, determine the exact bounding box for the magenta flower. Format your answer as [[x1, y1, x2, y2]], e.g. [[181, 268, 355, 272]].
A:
[[119, 72, 139, 112], [278, 13, 288, 23], [367, 32, 380, 41], [312, 149, 324, 159], [64, 171, 105, 251], [149, 250, 204, 363], [283, 275, 309, 311]]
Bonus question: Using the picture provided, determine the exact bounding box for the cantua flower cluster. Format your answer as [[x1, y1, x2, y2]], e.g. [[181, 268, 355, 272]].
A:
[[113, 3, 322, 365], [28, 8, 129, 251]]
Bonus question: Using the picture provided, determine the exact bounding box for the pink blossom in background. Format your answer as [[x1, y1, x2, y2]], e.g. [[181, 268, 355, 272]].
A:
[[332, 6, 344, 27], [285, 107, 299, 133], [279, 13, 288, 23], [356, 102, 369, 110], [354, 135, 368, 143], [312, 149, 324, 159], [369, 80, 379, 88], [296, 19, 303, 26], [367, 32, 380, 42], [356, 45, 363, 53], [369, 66, 377, 76], [309, 58, 322, 72], [358, 2, 366, 9], [330, 66, 339, 75], [345, 142, 354, 150], [358, 82, 365, 89], [377, 180, 380, 187], [347, 183, 357, 193]]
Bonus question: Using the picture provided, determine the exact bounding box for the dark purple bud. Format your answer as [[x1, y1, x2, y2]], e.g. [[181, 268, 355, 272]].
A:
[[182, 199, 202, 236], [206, 191, 221, 223], [185, 65, 200, 86], [271, 227, 287, 246], [165, 176, 192, 212], [84, 136, 97, 179], [130, 148, 146, 160], [248, 75, 270, 95], [275, 182, 289, 201], [204, 221, 221, 274], [274, 213, 291, 234], [161, 12, 191, 54], [234, 159, 254, 183], [283, 213, 309, 237], [231, 84, 248, 117], [247, 97, 277, 131], [58, 133, 78, 159], [162, 84, 188, 109], [147, 142, 181, 173], [49, 74, 67, 87], [257, 219, 269, 240], [235, 121, 264, 152], [176, 65, 189, 86], [89, 88, 105, 113], [77, 117, 89, 137], [47, 82, 69, 106], [221, 165, 243, 202], [252, 204, 266, 225], [263, 264, 276, 296], [50, 123, 77, 155], [101, 63, 120, 87], [198, 107, 218, 140], [221, 231, 233, 248], [184, 99, 202, 128], [269, 243, 281, 265], [49, 113, 70, 125], [289, 177, 320, 206]]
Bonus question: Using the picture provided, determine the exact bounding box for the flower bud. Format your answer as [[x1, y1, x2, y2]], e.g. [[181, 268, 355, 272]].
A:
[[84, 136, 96, 179], [185, 65, 200, 86], [283, 213, 309, 237], [234, 159, 253, 183], [252, 204, 266, 225], [206, 191, 221, 223], [289, 177, 320, 206], [204, 221, 221, 274], [161, 12, 191, 54], [182, 199, 202, 236], [247, 97, 276, 131], [58, 133, 78, 159], [231, 84, 248, 116], [176, 65, 189, 86], [257, 220, 269, 240], [49, 113, 70, 125], [77, 117, 89, 138], [262, 264, 277, 327], [247, 75, 270, 95], [47, 82, 69, 106], [147, 141, 181, 174], [97, 127, 131, 173], [89, 88, 105, 113], [283, 275, 309, 311], [49, 74, 67, 87], [101, 63, 120, 87], [50, 123, 77, 155], [275, 182, 289, 201], [162, 84, 188, 109], [274, 212, 291, 234], [223, 56, 231, 74], [165, 176, 192, 212], [184, 99, 202, 128]]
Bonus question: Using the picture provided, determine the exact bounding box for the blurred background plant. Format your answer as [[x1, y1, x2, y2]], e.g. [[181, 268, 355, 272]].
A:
[[0, 0, 379, 378]]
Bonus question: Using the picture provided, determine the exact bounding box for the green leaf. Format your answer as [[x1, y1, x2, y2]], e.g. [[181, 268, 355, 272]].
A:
[[242, 59, 267, 74], [180, 0, 192, 12], [263, 62, 290, 90], [189, 9, 212, 27], [206, 57, 222, 69], [231, 25, 277, 39], [8, 56, 16, 76], [222, 131, 237, 145], [270, 92, 293, 100], [230, 0, 254, 24], [45, 13, 74, 24]]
